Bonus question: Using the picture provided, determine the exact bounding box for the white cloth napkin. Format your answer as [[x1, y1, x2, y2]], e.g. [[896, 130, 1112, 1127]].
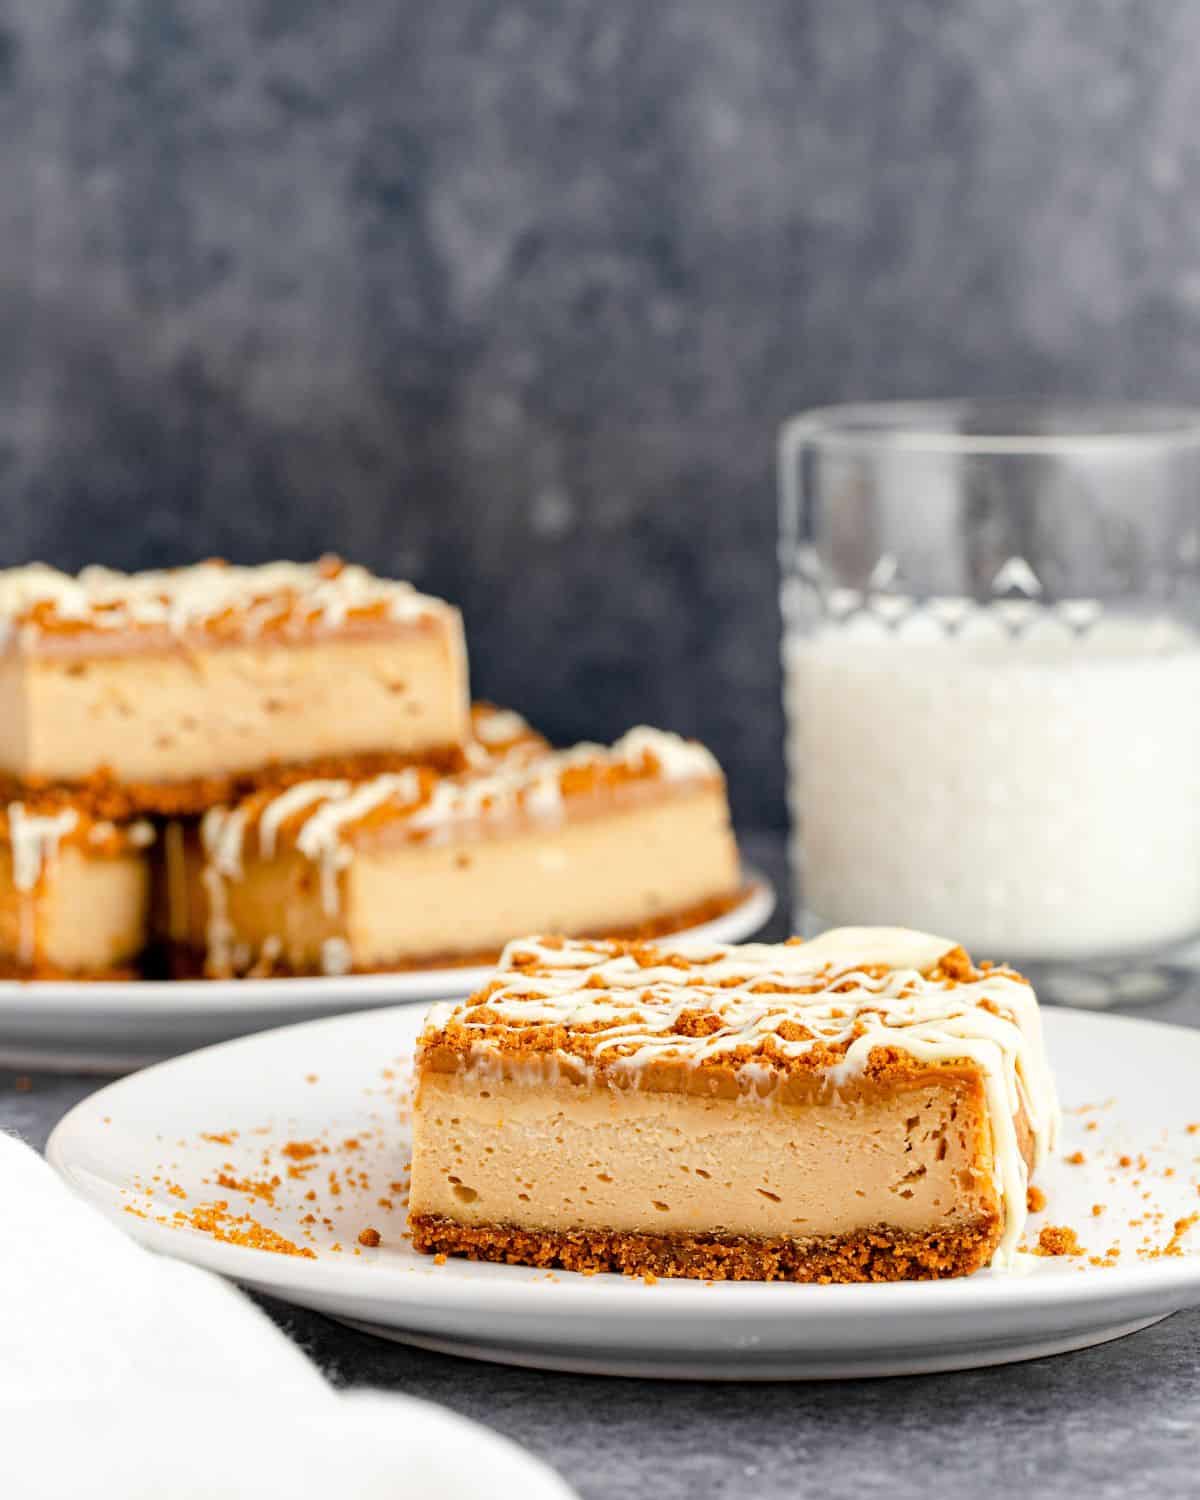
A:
[[0, 1132, 574, 1499]]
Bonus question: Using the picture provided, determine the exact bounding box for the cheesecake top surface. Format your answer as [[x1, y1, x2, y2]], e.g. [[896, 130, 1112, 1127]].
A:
[[458, 704, 551, 772], [203, 726, 722, 875], [424, 927, 1060, 1153], [0, 556, 456, 653]]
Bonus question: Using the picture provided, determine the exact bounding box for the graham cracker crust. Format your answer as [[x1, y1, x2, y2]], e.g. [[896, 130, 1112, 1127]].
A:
[[0, 745, 470, 820], [407, 1213, 1001, 1283], [0, 956, 141, 983], [176, 886, 749, 980]]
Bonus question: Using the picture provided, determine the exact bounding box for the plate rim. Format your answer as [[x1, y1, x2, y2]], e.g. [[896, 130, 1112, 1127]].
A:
[[45, 1003, 1200, 1321], [0, 865, 775, 1016]]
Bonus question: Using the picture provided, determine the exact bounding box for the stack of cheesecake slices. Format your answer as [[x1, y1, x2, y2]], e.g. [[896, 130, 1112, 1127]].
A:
[[0, 559, 742, 980]]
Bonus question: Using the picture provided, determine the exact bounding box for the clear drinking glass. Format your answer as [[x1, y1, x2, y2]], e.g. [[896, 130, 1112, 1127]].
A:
[[778, 400, 1200, 1006]]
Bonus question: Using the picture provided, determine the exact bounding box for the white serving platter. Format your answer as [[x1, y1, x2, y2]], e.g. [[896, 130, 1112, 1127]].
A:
[[0, 870, 774, 1072]]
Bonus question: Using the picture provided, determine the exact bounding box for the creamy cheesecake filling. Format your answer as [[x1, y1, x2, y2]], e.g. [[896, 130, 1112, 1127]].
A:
[[0, 803, 155, 972], [0, 843, 150, 972], [349, 790, 738, 965], [410, 1071, 998, 1241], [40, 848, 151, 970], [0, 658, 27, 773], [6, 633, 468, 785], [206, 787, 739, 975]]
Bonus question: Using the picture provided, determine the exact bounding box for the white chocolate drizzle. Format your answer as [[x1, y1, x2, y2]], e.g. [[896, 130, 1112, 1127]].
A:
[[203, 803, 252, 881], [0, 559, 450, 649], [461, 705, 545, 771], [258, 781, 350, 861], [611, 725, 720, 780], [295, 771, 423, 916], [472, 708, 531, 746], [201, 859, 235, 979], [321, 937, 353, 976], [201, 805, 268, 974], [430, 929, 1062, 1268], [6, 804, 79, 892], [5, 804, 78, 968], [226, 727, 715, 870]]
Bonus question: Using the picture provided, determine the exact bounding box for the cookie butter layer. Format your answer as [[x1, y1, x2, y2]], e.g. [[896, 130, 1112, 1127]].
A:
[[200, 727, 740, 977], [0, 803, 154, 975], [0, 559, 469, 803], [409, 929, 1061, 1278]]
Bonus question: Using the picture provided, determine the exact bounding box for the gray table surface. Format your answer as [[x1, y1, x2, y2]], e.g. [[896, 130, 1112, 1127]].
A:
[[5, 831, 1199, 1500]]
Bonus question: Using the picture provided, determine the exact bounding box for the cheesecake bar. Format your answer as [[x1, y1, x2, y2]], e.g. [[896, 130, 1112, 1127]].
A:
[[200, 727, 741, 977], [409, 928, 1060, 1281], [0, 802, 154, 978], [0, 558, 469, 815], [155, 703, 552, 976]]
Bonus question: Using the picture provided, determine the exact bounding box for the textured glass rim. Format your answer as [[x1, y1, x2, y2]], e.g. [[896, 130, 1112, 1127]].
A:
[[779, 399, 1200, 459]]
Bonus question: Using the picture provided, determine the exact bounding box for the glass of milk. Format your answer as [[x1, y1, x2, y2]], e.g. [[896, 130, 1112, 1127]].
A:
[[779, 400, 1200, 1004]]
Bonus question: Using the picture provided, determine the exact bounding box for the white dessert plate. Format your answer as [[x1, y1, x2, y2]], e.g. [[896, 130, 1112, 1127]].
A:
[[47, 1004, 1200, 1380], [0, 868, 773, 1073]]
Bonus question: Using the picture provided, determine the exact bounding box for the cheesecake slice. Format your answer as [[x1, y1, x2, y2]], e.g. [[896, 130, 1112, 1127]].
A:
[[0, 802, 154, 978], [409, 928, 1060, 1281], [200, 727, 742, 978], [155, 703, 552, 976], [0, 558, 469, 815]]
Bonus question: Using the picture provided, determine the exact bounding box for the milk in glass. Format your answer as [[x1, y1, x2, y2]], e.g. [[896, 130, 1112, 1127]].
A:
[[785, 612, 1200, 960]]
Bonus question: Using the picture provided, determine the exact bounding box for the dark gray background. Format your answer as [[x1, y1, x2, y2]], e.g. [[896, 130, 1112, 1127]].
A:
[[6, 1, 1200, 829]]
